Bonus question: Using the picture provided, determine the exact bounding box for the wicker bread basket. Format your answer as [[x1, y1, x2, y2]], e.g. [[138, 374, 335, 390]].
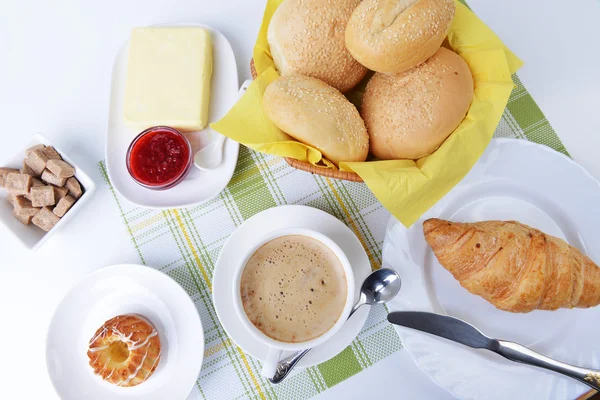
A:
[[250, 59, 364, 182]]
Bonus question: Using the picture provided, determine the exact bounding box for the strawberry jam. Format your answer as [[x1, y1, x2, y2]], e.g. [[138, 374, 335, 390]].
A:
[[126, 126, 192, 189]]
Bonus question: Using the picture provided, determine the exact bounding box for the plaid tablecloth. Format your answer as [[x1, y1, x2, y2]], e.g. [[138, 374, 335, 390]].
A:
[[99, 70, 567, 399]]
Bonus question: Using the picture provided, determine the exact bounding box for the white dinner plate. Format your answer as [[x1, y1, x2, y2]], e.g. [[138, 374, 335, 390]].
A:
[[46, 264, 204, 400], [105, 23, 239, 209], [212, 205, 371, 367], [384, 139, 600, 400]]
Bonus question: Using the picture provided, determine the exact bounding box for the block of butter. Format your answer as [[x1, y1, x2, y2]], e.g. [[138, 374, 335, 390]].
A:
[[124, 27, 212, 131]]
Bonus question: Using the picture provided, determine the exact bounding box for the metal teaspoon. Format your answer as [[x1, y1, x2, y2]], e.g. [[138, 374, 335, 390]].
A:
[[268, 268, 402, 384]]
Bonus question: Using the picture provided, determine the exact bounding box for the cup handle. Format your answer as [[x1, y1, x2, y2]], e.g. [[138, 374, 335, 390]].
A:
[[261, 347, 283, 378]]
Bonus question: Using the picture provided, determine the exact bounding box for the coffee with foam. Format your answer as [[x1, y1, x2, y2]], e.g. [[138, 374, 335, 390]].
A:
[[240, 235, 347, 343]]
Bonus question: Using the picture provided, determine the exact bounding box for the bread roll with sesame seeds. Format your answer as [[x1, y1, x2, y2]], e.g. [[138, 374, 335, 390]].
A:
[[263, 74, 369, 165], [267, 0, 368, 93], [345, 0, 455, 74], [361, 47, 473, 160]]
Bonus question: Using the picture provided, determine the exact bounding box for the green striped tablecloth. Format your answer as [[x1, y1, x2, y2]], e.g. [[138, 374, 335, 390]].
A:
[[99, 72, 567, 399]]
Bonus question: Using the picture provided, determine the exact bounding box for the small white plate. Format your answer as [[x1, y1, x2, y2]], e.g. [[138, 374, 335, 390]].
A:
[[105, 23, 239, 209], [46, 264, 204, 400], [212, 205, 371, 367], [384, 139, 600, 400], [0, 133, 96, 251]]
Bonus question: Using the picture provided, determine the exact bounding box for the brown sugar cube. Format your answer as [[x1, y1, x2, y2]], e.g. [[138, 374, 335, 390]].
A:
[[26, 149, 49, 175], [0, 167, 19, 187], [25, 178, 47, 201], [5, 173, 32, 195], [43, 146, 62, 160], [33, 183, 67, 201], [13, 195, 30, 208], [7, 192, 18, 207], [52, 185, 69, 200], [30, 185, 56, 207], [32, 178, 45, 187], [27, 180, 45, 197], [25, 144, 45, 156], [13, 208, 33, 225], [12, 196, 40, 225], [20, 160, 39, 177], [32, 206, 60, 232], [46, 159, 75, 178], [65, 177, 83, 199], [53, 195, 75, 217], [41, 169, 67, 187], [13, 196, 40, 217]]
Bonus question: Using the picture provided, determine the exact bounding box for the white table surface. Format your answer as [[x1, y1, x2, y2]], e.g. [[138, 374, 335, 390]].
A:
[[1, 0, 599, 399]]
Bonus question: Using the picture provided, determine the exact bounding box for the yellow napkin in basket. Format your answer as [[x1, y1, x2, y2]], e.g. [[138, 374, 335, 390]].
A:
[[211, 0, 523, 227]]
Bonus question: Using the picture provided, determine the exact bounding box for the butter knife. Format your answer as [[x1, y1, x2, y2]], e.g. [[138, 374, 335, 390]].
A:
[[388, 311, 600, 391]]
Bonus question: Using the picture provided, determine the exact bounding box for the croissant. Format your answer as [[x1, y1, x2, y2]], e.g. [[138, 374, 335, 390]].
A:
[[423, 218, 600, 313]]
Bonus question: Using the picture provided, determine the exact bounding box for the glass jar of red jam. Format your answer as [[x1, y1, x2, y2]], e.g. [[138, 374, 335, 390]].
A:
[[126, 126, 192, 190]]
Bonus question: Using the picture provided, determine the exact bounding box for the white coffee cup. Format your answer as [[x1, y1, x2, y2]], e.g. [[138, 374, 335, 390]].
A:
[[232, 227, 355, 378]]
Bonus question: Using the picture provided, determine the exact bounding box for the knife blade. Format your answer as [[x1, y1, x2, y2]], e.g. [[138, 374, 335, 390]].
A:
[[387, 311, 499, 351]]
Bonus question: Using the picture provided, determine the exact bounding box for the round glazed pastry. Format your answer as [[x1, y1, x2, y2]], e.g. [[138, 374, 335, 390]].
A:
[[267, 0, 367, 93], [87, 314, 161, 387], [361, 47, 473, 160], [263, 74, 369, 165], [345, 0, 455, 74]]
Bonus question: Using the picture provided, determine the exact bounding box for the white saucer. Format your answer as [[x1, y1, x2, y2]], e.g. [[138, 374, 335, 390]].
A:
[[384, 139, 600, 400], [212, 205, 371, 367], [46, 264, 204, 400], [105, 23, 239, 209]]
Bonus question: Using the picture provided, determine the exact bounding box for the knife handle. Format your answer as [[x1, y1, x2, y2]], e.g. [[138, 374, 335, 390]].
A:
[[496, 340, 600, 391]]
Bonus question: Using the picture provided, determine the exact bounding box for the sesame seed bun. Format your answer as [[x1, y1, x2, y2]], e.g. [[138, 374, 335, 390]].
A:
[[267, 0, 368, 93], [345, 0, 455, 74], [263, 74, 369, 165], [361, 47, 473, 160]]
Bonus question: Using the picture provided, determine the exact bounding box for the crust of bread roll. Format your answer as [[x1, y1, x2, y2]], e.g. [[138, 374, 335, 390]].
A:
[[263, 75, 369, 165], [345, 0, 455, 74], [361, 47, 473, 160], [267, 0, 367, 93]]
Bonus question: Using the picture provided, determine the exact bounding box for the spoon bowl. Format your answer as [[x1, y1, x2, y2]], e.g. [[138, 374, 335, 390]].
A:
[[193, 131, 226, 170], [356, 267, 402, 308]]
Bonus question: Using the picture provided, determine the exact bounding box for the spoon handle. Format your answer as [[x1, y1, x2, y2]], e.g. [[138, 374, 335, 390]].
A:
[[268, 348, 311, 384], [214, 132, 226, 147], [268, 302, 365, 384]]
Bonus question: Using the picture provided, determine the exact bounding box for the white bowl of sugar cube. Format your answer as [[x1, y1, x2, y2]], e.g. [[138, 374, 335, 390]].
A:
[[0, 134, 95, 250]]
